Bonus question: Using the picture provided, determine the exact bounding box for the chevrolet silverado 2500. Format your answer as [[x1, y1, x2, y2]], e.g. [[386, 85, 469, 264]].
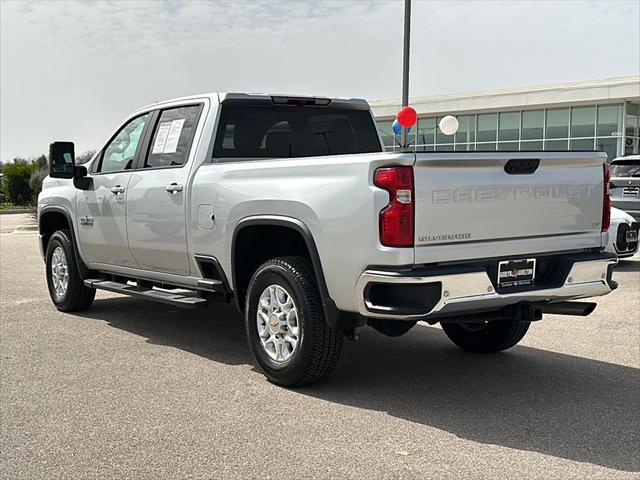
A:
[[39, 92, 617, 386]]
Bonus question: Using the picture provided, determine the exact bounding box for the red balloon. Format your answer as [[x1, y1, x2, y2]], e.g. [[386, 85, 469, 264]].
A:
[[396, 106, 417, 128]]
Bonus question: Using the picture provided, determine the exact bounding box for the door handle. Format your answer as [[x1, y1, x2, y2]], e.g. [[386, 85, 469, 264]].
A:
[[165, 183, 184, 194], [110, 185, 125, 195]]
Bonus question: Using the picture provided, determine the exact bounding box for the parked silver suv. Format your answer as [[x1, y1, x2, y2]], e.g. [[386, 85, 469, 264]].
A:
[[610, 155, 640, 221]]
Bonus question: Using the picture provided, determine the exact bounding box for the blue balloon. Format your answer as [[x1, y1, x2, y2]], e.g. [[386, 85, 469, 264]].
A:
[[392, 119, 411, 136], [392, 119, 402, 135]]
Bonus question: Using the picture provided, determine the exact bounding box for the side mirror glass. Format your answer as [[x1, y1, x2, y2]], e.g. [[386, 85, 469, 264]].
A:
[[49, 142, 76, 179]]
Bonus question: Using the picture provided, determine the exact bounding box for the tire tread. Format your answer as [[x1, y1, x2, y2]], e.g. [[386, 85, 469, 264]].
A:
[[245, 256, 342, 386], [46, 230, 95, 312]]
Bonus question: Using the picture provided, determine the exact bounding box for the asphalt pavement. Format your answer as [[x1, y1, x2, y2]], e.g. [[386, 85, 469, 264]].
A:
[[1, 231, 638, 479], [0, 212, 36, 233]]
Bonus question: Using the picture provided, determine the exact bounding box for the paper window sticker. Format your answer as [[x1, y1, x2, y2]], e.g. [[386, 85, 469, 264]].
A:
[[163, 119, 186, 154], [152, 122, 172, 154]]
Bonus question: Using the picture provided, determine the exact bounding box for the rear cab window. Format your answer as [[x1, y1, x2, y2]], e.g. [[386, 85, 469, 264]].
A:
[[145, 104, 203, 169], [611, 158, 640, 178], [212, 98, 381, 160]]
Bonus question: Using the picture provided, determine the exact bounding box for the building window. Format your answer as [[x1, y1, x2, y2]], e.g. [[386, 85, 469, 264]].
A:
[[546, 108, 569, 139], [545, 139, 568, 150], [597, 105, 623, 137], [477, 113, 497, 143], [455, 115, 475, 145], [596, 137, 619, 161], [376, 120, 395, 151], [570, 106, 596, 138], [436, 144, 454, 151], [521, 110, 544, 140], [498, 112, 519, 141], [417, 117, 436, 146], [476, 142, 496, 151], [520, 140, 544, 151], [570, 138, 595, 150], [498, 141, 519, 151]]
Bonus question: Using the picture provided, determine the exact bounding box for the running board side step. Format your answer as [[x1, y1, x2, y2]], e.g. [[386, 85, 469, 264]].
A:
[[84, 279, 208, 309]]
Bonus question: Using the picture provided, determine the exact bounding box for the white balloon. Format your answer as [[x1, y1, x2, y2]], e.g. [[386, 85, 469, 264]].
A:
[[439, 115, 459, 136]]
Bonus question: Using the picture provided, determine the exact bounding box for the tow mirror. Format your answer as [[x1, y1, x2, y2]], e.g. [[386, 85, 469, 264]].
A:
[[49, 141, 92, 190], [49, 142, 75, 179]]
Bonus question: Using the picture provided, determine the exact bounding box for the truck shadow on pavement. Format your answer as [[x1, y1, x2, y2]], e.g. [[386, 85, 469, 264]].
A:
[[81, 297, 639, 473]]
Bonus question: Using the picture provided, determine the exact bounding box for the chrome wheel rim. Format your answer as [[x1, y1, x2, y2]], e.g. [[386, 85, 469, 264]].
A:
[[50, 246, 69, 299], [256, 284, 300, 363]]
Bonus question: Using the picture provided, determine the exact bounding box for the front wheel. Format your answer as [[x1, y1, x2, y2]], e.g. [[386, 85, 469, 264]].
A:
[[45, 230, 95, 312], [441, 318, 530, 353], [245, 257, 343, 387]]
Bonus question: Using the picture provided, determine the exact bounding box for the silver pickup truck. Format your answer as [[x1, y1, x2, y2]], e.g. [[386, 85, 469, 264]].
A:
[[39, 92, 617, 386]]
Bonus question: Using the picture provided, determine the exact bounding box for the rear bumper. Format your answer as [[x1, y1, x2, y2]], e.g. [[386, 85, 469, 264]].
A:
[[355, 252, 617, 320]]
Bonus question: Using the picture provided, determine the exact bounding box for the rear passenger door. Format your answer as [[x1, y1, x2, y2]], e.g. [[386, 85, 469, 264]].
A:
[[126, 104, 203, 275]]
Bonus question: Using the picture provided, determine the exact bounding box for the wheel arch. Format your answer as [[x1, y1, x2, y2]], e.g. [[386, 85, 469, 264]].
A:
[[230, 215, 364, 331], [231, 215, 328, 309], [39, 206, 88, 278]]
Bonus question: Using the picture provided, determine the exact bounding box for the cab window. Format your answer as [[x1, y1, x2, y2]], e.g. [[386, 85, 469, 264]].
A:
[[144, 105, 202, 169], [98, 113, 150, 173]]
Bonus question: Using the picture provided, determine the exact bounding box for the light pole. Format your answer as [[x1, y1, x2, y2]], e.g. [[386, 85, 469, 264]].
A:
[[401, 0, 411, 148]]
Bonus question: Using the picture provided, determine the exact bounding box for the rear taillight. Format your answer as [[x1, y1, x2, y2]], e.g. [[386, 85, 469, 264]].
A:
[[374, 166, 414, 247], [602, 163, 611, 232]]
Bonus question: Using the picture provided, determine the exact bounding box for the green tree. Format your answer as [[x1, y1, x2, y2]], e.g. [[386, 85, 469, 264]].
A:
[[76, 150, 96, 165], [2, 160, 36, 205], [29, 154, 48, 202]]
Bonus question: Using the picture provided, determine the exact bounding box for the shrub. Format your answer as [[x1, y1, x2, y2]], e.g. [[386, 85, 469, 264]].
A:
[[2, 161, 36, 205], [29, 155, 48, 202]]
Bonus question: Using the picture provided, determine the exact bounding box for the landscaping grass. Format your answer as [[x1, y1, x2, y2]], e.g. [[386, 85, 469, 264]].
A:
[[0, 203, 35, 211]]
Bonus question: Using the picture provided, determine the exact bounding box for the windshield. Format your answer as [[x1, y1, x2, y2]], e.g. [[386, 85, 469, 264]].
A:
[[611, 159, 640, 177], [213, 104, 381, 159]]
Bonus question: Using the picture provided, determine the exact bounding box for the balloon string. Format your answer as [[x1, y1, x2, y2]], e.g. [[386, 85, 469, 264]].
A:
[[381, 126, 440, 150]]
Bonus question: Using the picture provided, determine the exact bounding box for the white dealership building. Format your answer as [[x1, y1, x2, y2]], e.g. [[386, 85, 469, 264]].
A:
[[371, 76, 640, 161]]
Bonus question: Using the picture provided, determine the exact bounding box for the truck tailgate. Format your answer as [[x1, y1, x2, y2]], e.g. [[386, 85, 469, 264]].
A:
[[413, 151, 606, 253]]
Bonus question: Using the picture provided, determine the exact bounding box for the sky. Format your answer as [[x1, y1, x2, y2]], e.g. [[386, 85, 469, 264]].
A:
[[1, 0, 639, 162]]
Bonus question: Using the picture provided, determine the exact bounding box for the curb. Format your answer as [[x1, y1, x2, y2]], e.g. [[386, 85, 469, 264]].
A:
[[13, 224, 39, 232]]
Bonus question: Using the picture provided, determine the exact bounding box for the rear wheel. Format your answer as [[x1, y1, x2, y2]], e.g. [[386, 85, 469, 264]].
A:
[[45, 230, 95, 312], [245, 257, 342, 387], [441, 318, 530, 353]]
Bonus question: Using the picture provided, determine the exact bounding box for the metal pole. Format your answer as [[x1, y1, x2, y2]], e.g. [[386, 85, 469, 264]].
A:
[[401, 0, 411, 148]]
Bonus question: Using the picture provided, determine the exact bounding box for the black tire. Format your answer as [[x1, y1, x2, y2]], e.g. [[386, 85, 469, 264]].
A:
[[45, 230, 95, 312], [245, 257, 343, 387], [441, 318, 530, 353]]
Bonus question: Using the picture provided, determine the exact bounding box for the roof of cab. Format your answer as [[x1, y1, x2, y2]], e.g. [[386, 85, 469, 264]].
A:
[[132, 92, 370, 115]]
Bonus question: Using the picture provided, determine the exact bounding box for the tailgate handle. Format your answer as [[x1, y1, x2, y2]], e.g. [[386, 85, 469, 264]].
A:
[[505, 158, 540, 175]]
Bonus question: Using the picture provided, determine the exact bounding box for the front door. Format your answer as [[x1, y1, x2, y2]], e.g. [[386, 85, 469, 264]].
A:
[[77, 113, 151, 267], [126, 104, 203, 275]]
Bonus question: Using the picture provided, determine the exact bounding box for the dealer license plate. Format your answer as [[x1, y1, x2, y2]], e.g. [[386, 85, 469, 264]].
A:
[[498, 258, 536, 288]]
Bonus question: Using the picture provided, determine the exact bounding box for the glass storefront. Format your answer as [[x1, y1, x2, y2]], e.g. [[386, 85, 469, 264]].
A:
[[377, 102, 640, 161]]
